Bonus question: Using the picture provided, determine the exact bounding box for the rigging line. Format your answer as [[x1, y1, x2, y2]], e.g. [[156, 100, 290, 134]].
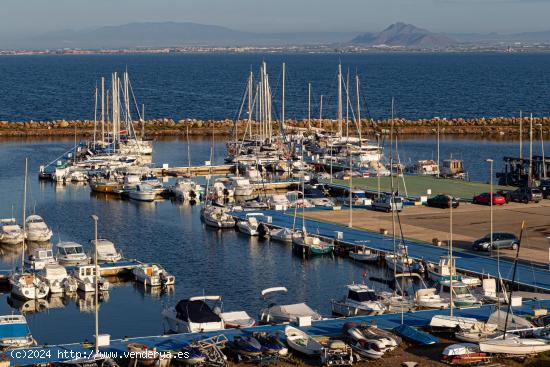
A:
[[230, 77, 252, 140]]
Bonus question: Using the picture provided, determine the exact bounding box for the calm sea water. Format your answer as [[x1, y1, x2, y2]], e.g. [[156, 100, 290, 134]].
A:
[[1, 53, 550, 122], [0, 136, 545, 345]]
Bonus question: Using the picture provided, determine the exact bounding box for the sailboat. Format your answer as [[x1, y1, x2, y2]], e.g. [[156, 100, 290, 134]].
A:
[[10, 159, 50, 300], [62, 215, 118, 367]]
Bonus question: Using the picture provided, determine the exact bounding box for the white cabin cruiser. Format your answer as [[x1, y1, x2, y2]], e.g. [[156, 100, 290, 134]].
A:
[[25, 215, 53, 242], [331, 283, 386, 316], [270, 228, 294, 242], [73, 265, 109, 292], [132, 264, 175, 287], [89, 239, 122, 263], [259, 287, 322, 324], [24, 248, 57, 270], [56, 242, 89, 265], [415, 288, 449, 310], [0, 315, 36, 349], [236, 214, 262, 236], [38, 264, 78, 293], [438, 280, 481, 308], [9, 272, 49, 300], [162, 296, 225, 333], [170, 178, 203, 201], [228, 178, 254, 197], [200, 206, 235, 228], [128, 184, 157, 202], [0, 218, 25, 245]]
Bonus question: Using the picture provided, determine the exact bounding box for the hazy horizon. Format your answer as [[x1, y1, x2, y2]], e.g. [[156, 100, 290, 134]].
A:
[[3, 0, 550, 39]]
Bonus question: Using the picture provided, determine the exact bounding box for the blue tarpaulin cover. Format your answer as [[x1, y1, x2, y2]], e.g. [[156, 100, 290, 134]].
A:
[[0, 323, 28, 339]]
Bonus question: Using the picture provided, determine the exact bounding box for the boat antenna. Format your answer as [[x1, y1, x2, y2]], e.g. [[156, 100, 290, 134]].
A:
[[503, 220, 525, 339]]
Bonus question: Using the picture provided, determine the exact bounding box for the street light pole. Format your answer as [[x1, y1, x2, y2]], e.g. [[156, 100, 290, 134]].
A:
[[486, 159, 497, 275], [91, 214, 99, 356]]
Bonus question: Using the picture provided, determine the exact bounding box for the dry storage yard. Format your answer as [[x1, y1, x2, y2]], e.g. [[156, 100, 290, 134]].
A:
[[305, 200, 550, 265]]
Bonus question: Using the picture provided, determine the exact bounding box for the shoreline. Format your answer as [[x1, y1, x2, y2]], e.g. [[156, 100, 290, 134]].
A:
[[0, 116, 548, 138]]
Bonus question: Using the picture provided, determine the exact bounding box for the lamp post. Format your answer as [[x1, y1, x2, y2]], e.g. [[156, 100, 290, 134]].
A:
[[486, 159, 497, 275], [536, 123, 546, 179], [91, 214, 99, 356]]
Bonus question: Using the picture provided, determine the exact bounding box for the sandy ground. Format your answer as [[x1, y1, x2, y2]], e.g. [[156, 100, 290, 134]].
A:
[[304, 201, 550, 265]]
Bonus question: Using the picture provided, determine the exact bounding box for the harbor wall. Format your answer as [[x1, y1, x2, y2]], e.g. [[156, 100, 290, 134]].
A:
[[0, 117, 549, 137]]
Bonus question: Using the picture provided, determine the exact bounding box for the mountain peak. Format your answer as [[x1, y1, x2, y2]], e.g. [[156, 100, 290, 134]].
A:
[[352, 22, 456, 48]]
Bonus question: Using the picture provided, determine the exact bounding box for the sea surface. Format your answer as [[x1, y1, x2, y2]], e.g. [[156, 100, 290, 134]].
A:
[[0, 135, 546, 345], [1, 53, 550, 122]]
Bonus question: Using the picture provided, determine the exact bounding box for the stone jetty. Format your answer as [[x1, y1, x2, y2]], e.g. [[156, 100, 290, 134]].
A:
[[0, 116, 549, 137]]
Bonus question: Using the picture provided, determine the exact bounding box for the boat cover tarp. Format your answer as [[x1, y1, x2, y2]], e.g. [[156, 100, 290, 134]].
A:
[[0, 323, 28, 338], [278, 303, 319, 318], [175, 300, 221, 323]]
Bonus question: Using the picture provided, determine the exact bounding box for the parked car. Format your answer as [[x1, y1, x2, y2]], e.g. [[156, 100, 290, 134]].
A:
[[539, 179, 550, 199], [509, 187, 543, 204], [426, 194, 459, 209], [472, 192, 507, 205], [472, 232, 519, 251], [371, 195, 403, 212]]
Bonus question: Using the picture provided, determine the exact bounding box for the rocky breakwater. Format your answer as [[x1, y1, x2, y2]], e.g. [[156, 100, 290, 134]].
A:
[[0, 116, 548, 137]]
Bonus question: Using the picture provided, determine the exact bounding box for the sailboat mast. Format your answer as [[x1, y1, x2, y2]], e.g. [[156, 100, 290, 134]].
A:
[[101, 77, 105, 143], [21, 158, 28, 271], [248, 71, 253, 140], [93, 86, 98, 146], [338, 64, 343, 136], [356, 74, 362, 141], [345, 69, 350, 138], [281, 63, 285, 132], [308, 82, 311, 130], [141, 104, 145, 139], [449, 197, 454, 317], [519, 110, 523, 160], [92, 215, 99, 355], [319, 95, 323, 129]]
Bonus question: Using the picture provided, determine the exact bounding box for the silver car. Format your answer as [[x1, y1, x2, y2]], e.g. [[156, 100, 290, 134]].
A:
[[371, 195, 403, 212]]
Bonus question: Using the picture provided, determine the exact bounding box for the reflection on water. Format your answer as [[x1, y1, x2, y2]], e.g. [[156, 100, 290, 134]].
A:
[[0, 136, 534, 345]]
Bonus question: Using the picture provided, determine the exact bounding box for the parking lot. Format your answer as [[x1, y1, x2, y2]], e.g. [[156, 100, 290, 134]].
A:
[[305, 200, 550, 265]]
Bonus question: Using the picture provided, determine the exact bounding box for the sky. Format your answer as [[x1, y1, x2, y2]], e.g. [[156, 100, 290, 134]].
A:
[[2, 0, 550, 37]]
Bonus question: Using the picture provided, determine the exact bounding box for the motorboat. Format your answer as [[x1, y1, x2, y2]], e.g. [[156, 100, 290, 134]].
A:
[[9, 272, 50, 300], [331, 283, 386, 316], [284, 326, 323, 356], [385, 244, 424, 276], [473, 277, 508, 304], [25, 215, 53, 242], [378, 292, 416, 313], [69, 171, 88, 182], [38, 264, 78, 293], [343, 322, 397, 354], [414, 288, 449, 310], [73, 265, 110, 292], [438, 280, 482, 308], [259, 287, 322, 324], [171, 178, 203, 201], [267, 194, 290, 210], [392, 324, 438, 345], [408, 159, 440, 176], [429, 315, 481, 332], [292, 232, 333, 256], [128, 184, 157, 202], [0, 315, 36, 349], [56, 241, 89, 265], [236, 214, 262, 236], [441, 343, 490, 365], [426, 256, 481, 286], [89, 239, 123, 263], [348, 246, 378, 262], [251, 332, 288, 356], [228, 178, 254, 197], [162, 296, 225, 333], [132, 264, 175, 287], [220, 311, 256, 329], [24, 248, 57, 271], [270, 227, 294, 242], [0, 218, 25, 245], [227, 335, 263, 357], [200, 206, 235, 228]]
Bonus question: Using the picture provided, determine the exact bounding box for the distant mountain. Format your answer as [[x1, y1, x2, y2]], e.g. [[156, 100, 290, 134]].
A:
[[6, 22, 357, 49], [352, 22, 457, 48]]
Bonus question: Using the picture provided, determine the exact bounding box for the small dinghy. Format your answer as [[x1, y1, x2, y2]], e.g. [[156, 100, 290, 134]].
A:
[[392, 324, 438, 345], [220, 311, 256, 329], [479, 337, 550, 355], [441, 343, 490, 365], [429, 315, 480, 332], [285, 325, 324, 356], [252, 332, 288, 356], [228, 335, 263, 357], [320, 339, 353, 366], [348, 339, 384, 360], [348, 246, 378, 263], [343, 322, 399, 352]]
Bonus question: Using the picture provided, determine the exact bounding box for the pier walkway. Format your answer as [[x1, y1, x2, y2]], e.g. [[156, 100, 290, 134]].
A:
[[232, 210, 550, 292], [6, 300, 550, 366]]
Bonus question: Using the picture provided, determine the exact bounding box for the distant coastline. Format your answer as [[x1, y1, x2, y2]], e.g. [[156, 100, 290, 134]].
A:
[[0, 117, 547, 137]]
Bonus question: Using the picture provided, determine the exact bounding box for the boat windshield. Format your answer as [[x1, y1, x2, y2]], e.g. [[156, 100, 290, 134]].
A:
[[62, 246, 83, 254], [352, 192, 366, 199], [348, 290, 378, 302], [442, 285, 469, 295]]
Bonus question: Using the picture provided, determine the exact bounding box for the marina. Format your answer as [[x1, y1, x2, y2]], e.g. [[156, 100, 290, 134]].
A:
[[1, 53, 550, 366]]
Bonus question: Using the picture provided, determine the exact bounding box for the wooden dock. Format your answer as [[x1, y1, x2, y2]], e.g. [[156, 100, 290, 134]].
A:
[[153, 164, 234, 177]]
